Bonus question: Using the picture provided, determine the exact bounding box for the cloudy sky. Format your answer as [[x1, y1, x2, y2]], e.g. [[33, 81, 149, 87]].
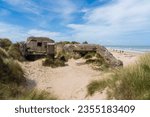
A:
[[0, 0, 150, 45]]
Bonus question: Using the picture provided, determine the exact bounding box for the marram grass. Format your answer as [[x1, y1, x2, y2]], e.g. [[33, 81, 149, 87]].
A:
[[87, 53, 150, 100]]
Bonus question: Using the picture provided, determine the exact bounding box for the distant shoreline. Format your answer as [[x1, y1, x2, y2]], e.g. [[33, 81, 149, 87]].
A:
[[106, 46, 150, 53]]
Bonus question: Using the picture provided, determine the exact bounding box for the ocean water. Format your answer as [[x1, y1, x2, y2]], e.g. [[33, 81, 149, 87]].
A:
[[105, 45, 150, 53]]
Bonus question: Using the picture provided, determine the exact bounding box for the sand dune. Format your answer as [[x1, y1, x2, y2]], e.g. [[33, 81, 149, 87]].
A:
[[21, 51, 141, 100]]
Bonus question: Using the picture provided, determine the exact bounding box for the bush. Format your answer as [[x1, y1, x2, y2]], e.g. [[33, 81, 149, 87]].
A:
[[87, 53, 150, 100], [0, 38, 12, 51]]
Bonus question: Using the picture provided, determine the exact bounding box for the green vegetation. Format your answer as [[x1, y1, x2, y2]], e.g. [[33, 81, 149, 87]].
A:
[[87, 53, 150, 100], [0, 38, 24, 61], [8, 43, 24, 61], [82, 41, 88, 44], [42, 57, 66, 68], [85, 53, 109, 70], [56, 51, 70, 62], [0, 38, 12, 51], [84, 52, 96, 59], [42, 50, 71, 68], [0, 48, 56, 100], [87, 80, 108, 96], [57, 41, 80, 45], [19, 90, 56, 100]]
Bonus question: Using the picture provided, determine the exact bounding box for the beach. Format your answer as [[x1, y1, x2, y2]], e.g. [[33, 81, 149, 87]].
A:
[[21, 49, 143, 100], [108, 49, 142, 66]]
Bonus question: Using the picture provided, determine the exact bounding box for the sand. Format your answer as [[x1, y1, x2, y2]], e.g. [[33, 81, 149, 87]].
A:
[[109, 49, 142, 66], [21, 50, 141, 100]]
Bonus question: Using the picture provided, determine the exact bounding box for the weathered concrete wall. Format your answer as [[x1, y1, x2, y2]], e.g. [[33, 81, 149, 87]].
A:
[[63, 44, 123, 67]]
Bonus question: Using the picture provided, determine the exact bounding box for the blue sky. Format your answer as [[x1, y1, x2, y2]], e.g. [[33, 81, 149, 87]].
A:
[[0, 0, 150, 45]]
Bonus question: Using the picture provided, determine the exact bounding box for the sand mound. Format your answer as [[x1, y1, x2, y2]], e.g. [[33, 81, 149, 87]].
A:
[[21, 58, 106, 99]]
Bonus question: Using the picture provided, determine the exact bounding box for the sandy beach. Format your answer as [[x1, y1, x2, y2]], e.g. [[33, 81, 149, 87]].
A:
[[21, 50, 142, 100]]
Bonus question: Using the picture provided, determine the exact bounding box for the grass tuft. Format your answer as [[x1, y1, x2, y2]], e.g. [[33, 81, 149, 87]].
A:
[[87, 80, 108, 96]]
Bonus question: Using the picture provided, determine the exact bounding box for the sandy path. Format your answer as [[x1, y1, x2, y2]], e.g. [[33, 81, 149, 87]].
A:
[[22, 59, 106, 100]]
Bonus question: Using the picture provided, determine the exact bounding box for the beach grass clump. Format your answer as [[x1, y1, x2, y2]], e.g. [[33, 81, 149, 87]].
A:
[[73, 53, 82, 59], [87, 53, 150, 100], [0, 83, 57, 100], [85, 53, 109, 70], [0, 47, 9, 58], [42, 57, 65, 68], [56, 51, 70, 62], [87, 80, 109, 96], [0, 38, 12, 51], [0, 48, 25, 85], [84, 52, 96, 59], [0, 47, 57, 100], [20, 90, 57, 100], [108, 53, 150, 100], [8, 43, 25, 61]]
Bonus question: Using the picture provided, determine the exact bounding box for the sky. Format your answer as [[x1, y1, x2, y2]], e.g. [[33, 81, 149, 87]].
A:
[[0, 0, 150, 45]]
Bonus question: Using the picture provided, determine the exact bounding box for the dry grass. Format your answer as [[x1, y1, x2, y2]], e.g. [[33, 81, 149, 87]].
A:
[[87, 53, 150, 100], [0, 47, 57, 100]]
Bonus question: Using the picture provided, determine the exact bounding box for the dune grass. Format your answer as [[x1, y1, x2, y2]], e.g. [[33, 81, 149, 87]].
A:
[[42, 57, 66, 68], [8, 43, 25, 61], [0, 48, 57, 100], [87, 80, 109, 96], [87, 53, 150, 100], [0, 38, 12, 51], [85, 53, 109, 70]]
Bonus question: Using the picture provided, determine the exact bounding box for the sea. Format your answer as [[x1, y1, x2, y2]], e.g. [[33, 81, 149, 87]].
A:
[[105, 45, 150, 53]]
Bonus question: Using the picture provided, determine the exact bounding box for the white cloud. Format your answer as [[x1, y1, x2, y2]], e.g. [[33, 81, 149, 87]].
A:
[[43, 0, 77, 22], [27, 29, 61, 39], [0, 22, 64, 42], [2, 0, 77, 22], [67, 0, 150, 44], [0, 22, 27, 42]]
